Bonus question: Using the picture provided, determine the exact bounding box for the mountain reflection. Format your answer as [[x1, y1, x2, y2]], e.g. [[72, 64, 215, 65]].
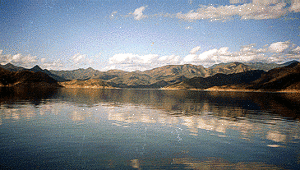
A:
[[129, 157, 284, 169], [0, 87, 59, 106], [54, 88, 300, 119], [169, 157, 283, 170], [2, 87, 299, 119], [1, 88, 299, 146]]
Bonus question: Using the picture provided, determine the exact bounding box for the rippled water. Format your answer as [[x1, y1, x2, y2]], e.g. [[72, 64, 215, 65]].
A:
[[1, 88, 300, 169]]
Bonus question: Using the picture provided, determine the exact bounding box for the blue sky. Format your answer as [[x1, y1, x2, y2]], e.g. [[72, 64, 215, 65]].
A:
[[1, 0, 300, 71]]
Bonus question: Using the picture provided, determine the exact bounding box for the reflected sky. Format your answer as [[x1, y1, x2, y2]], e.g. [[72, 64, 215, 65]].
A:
[[1, 88, 300, 169]]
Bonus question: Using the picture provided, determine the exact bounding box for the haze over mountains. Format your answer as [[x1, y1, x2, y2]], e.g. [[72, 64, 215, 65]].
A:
[[0, 61, 299, 91]]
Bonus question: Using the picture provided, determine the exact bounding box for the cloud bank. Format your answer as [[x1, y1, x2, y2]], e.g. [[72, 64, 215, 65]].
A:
[[129, 1, 300, 21], [1, 41, 299, 71], [108, 53, 181, 71], [0, 50, 38, 68], [40, 58, 64, 70], [176, 2, 288, 21], [108, 41, 300, 71]]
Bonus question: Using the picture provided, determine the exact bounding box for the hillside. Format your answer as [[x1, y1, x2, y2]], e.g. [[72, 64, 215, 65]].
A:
[[29, 65, 66, 82], [165, 70, 265, 89], [49, 62, 260, 88], [209, 62, 254, 74], [50, 67, 102, 81], [0, 63, 26, 72], [59, 79, 114, 88], [247, 62, 300, 90], [0, 63, 66, 82], [207, 61, 300, 92], [244, 60, 299, 71], [0, 67, 61, 88], [1, 61, 298, 89]]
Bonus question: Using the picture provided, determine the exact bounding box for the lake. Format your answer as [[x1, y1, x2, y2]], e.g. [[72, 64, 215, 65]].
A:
[[1, 87, 300, 169]]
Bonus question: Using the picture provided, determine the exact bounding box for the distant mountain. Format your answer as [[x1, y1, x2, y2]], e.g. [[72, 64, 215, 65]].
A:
[[30, 65, 44, 72], [0, 63, 25, 72], [0, 64, 66, 82], [165, 70, 265, 89], [144, 64, 209, 79], [50, 67, 103, 81], [3, 61, 299, 89], [280, 60, 300, 67], [93, 69, 127, 80], [105, 63, 258, 88], [50, 64, 209, 88], [29, 65, 66, 82], [244, 60, 300, 71], [209, 62, 255, 74], [247, 61, 300, 90], [0, 67, 61, 88], [207, 61, 300, 91]]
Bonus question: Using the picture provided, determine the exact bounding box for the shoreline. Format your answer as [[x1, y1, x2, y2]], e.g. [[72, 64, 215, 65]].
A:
[[160, 87, 300, 93], [2, 85, 299, 93], [60, 85, 117, 89]]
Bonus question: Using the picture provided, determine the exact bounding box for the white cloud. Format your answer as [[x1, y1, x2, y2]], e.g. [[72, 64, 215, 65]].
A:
[[183, 45, 255, 65], [176, 2, 289, 21], [268, 42, 300, 63], [110, 11, 118, 17], [130, 6, 147, 20], [269, 41, 291, 53], [290, 0, 300, 12], [108, 41, 300, 71], [41, 58, 46, 63], [230, 0, 245, 4], [158, 55, 181, 65], [68, 53, 97, 69], [198, 49, 218, 61], [252, 0, 281, 6], [110, 53, 159, 64], [108, 53, 181, 71], [40, 58, 64, 70], [291, 46, 300, 53], [0, 50, 38, 67], [218, 47, 230, 55], [109, 53, 138, 64], [183, 54, 197, 63], [125, 1, 300, 22], [41, 53, 102, 70], [110, 11, 118, 19], [72, 53, 87, 64], [182, 41, 300, 67], [189, 46, 201, 54]]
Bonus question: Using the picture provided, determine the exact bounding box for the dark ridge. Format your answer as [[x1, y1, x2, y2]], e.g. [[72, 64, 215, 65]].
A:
[[0, 67, 61, 88]]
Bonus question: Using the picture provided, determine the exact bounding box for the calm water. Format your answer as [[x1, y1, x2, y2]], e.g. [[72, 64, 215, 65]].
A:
[[1, 87, 300, 169]]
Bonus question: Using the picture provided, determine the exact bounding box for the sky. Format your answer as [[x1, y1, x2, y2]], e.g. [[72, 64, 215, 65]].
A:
[[1, 0, 300, 71]]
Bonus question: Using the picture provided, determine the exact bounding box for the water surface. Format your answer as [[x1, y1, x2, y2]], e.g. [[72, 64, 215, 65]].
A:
[[1, 88, 300, 169]]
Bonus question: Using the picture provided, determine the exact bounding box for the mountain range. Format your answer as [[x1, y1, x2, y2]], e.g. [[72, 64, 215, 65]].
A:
[[166, 70, 265, 90], [0, 61, 299, 91], [205, 61, 300, 92], [0, 66, 60, 88]]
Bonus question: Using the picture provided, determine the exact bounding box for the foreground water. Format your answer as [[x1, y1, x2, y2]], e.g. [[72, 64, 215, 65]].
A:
[[1, 88, 300, 169]]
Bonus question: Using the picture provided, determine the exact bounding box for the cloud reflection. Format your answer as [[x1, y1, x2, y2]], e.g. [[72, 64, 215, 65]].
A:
[[130, 159, 140, 169], [1, 88, 300, 147], [105, 103, 300, 146]]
